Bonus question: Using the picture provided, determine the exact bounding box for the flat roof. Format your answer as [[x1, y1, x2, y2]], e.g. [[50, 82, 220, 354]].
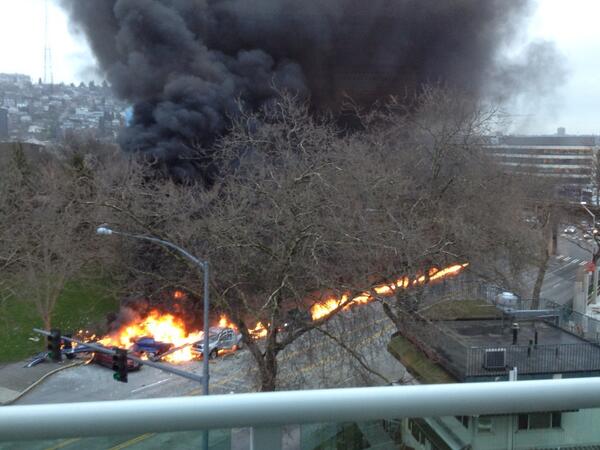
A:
[[442, 319, 586, 347], [422, 320, 600, 380]]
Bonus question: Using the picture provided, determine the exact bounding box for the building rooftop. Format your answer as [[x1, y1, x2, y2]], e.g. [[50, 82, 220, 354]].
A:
[[416, 319, 600, 381]]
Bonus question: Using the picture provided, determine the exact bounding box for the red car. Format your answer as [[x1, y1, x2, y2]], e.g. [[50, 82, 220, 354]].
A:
[[92, 350, 142, 371]]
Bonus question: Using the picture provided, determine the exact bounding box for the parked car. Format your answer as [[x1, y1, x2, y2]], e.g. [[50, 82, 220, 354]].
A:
[[191, 327, 243, 359], [564, 225, 577, 234]]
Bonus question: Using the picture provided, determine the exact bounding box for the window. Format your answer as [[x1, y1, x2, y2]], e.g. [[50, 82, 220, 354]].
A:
[[477, 416, 493, 432], [455, 416, 470, 429], [517, 412, 562, 430], [408, 419, 427, 445]]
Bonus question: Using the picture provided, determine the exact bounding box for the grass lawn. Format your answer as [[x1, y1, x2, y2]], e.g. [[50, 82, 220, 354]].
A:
[[388, 334, 455, 384], [419, 299, 502, 321], [0, 279, 119, 363]]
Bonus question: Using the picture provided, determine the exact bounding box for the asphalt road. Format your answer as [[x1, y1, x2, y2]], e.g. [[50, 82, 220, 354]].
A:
[[536, 233, 594, 306]]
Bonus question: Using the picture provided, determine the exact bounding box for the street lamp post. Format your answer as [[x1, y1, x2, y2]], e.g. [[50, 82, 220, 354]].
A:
[[581, 203, 599, 303], [97, 226, 210, 449]]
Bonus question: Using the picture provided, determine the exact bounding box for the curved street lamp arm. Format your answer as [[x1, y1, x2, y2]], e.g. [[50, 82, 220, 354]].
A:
[[112, 230, 206, 270]]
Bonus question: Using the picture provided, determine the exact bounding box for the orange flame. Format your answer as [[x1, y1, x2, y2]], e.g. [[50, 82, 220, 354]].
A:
[[249, 322, 268, 339], [87, 263, 468, 362], [309, 262, 468, 320], [98, 310, 203, 363], [218, 314, 238, 331]]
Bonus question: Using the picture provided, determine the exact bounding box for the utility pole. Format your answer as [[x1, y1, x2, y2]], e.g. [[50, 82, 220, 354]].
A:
[[43, 0, 53, 86]]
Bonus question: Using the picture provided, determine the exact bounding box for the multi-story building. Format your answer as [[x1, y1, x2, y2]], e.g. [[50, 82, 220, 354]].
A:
[[395, 308, 600, 449], [486, 129, 599, 201]]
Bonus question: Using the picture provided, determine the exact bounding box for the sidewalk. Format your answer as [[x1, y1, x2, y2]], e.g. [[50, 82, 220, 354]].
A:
[[0, 359, 81, 405]]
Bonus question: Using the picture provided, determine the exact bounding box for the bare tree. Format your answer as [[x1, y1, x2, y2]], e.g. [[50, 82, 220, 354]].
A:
[[85, 89, 551, 390], [0, 144, 93, 329]]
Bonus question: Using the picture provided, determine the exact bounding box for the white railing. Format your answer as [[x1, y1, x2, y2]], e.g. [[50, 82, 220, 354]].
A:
[[2, 377, 600, 447]]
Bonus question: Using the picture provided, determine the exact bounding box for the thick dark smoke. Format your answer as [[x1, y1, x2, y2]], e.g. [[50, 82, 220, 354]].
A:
[[60, 0, 551, 181]]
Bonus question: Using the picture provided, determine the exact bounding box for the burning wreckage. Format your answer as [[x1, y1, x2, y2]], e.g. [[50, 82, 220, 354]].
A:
[[28, 263, 468, 370]]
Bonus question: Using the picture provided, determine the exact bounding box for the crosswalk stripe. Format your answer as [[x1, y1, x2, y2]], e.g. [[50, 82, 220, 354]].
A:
[[580, 261, 588, 266], [556, 255, 566, 261], [564, 256, 573, 262]]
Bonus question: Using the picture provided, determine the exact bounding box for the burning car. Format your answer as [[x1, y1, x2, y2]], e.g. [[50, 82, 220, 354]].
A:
[[192, 327, 243, 359], [132, 337, 174, 360]]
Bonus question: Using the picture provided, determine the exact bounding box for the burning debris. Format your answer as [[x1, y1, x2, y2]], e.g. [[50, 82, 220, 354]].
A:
[[309, 263, 469, 320], [65, 262, 468, 365]]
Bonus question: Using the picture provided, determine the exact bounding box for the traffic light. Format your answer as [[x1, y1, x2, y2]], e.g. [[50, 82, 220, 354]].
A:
[[47, 329, 62, 362], [112, 347, 128, 383]]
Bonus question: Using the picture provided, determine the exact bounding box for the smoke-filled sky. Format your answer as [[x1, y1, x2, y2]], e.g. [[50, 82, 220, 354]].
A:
[[0, 0, 598, 136]]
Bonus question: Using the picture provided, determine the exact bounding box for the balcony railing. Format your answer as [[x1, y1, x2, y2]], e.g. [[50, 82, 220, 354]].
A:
[[2, 378, 600, 449]]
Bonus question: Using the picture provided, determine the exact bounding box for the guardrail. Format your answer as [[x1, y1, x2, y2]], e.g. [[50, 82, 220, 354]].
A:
[[466, 342, 600, 377], [3, 378, 600, 448]]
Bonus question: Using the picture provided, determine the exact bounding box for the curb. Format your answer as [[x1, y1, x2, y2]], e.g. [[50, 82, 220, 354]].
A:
[[0, 359, 88, 406]]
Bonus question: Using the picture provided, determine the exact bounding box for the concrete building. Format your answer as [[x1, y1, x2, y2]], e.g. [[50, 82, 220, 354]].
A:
[[397, 311, 600, 449], [486, 129, 599, 201]]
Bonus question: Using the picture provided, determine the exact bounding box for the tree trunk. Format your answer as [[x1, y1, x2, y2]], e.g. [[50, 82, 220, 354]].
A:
[[43, 313, 51, 331], [260, 349, 278, 392], [532, 246, 550, 310]]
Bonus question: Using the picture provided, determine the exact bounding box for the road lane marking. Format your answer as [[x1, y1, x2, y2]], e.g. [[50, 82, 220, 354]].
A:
[[556, 255, 567, 260], [109, 433, 155, 450], [44, 438, 81, 450], [563, 256, 573, 262], [546, 258, 581, 276], [131, 378, 170, 393]]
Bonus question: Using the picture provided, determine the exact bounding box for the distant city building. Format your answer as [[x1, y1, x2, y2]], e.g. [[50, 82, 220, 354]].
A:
[[0, 73, 125, 143], [0, 108, 8, 139], [486, 128, 599, 201]]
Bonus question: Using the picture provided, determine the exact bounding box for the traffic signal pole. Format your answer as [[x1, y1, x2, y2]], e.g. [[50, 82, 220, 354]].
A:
[[33, 329, 204, 383]]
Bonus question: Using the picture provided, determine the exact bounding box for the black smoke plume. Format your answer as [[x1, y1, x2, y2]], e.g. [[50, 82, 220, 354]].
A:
[[60, 0, 553, 181]]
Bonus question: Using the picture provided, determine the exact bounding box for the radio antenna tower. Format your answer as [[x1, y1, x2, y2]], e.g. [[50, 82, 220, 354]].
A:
[[43, 0, 53, 85]]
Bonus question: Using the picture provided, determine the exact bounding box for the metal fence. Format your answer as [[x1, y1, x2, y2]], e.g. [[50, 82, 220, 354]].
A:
[[466, 342, 600, 377], [422, 276, 555, 312], [547, 300, 600, 344]]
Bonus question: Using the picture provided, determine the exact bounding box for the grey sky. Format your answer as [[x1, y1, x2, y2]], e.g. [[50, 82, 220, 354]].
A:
[[0, 0, 598, 134]]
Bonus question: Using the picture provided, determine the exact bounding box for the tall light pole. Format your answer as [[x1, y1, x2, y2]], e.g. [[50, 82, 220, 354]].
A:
[[96, 226, 210, 449], [581, 202, 599, 303]]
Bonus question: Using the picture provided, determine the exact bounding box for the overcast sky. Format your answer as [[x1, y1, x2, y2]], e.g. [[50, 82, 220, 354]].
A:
[[0, 0, 598, 134]]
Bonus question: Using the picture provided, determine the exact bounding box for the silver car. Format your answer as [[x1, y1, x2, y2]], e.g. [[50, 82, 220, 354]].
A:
[[192, 327, 243, 359]]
